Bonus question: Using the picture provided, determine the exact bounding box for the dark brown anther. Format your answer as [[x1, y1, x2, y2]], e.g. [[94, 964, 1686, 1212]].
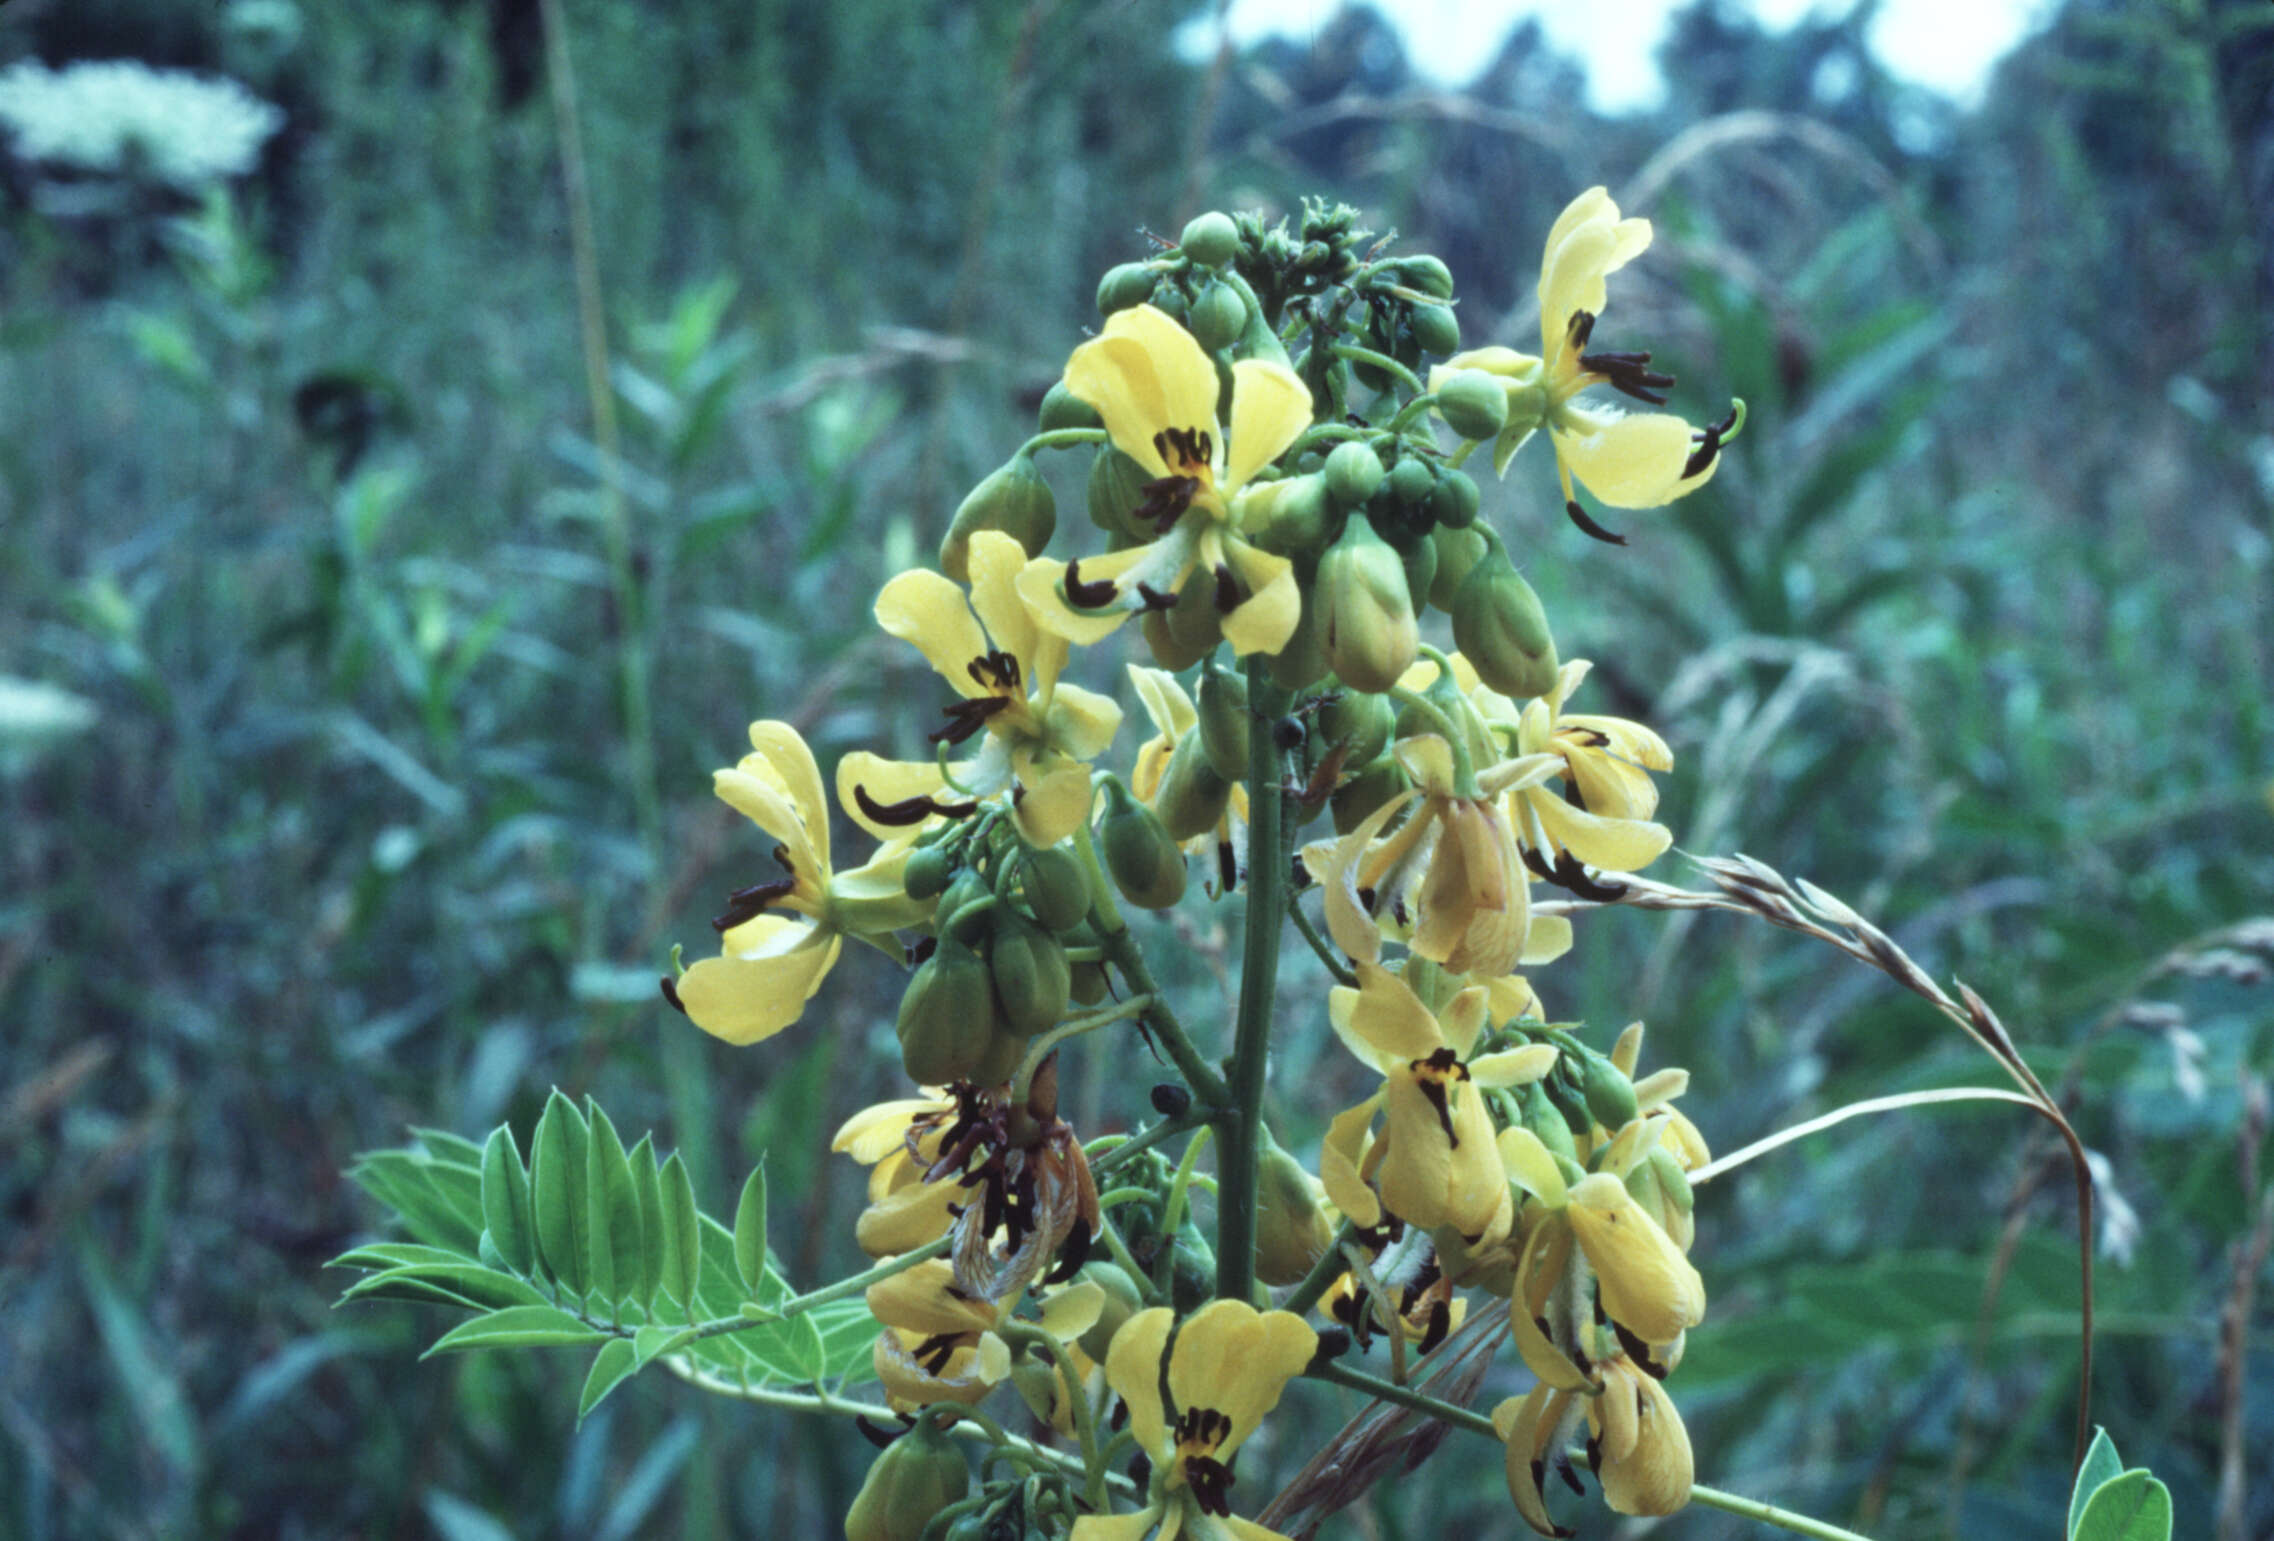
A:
[[1134, 473, 1201, 528], [1682, 401, 1741, 479], [1064, 559, 1120, 610], [927, 694, 1012, 746], [1216, 840, 1237, 894], [712, 878, 795, 933], [1550, 851, 1630, 903], [1419, 1297, 1452, 1354], [1564, 499, 1629, 546], [658, 975, 687, 1014], [965, 650, 1021, 692], [1611, 1318, 1666, 1376], [1578, 348, 1676, 405], [855, 1416, 901, 1450], [1566, 309, 1597, 351], [1134, 583, 1180, 613], [853, 784, 977, 827], [1150, 1081, 1191, 1117], [1212, 562, 1241, 615], [907, 935, 938, 967]]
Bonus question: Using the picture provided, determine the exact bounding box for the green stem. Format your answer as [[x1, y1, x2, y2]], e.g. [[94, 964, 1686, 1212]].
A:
[[1686, 1481, 1880, 1541], [1388, 392, 1439, 433], [1216, 655, 1290, 1302], [1096, 923, 1229, 1107], [679, 1236, 948, 1343], [1330, 343, 1425, 395]]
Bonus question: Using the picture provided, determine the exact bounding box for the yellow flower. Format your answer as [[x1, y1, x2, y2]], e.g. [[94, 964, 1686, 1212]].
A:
[[1073, 1300, 1317, 1541], [672, 722, 934, 1045], [1494, 1349, 1693, 1535], [1020, 305, 1313, 657], [1304, 733, 1562, 981], [844, 530, 1121, 848], [832, 1092, 978, 1259], [867, 1258, 1103, 1414], [1503, 659, 1674, 886], [1128, 663, 1248, 884], [1498, 1125, 1705, 1390], [1323, 961, 1558, 1238], [1429, 188, 1735, 541]]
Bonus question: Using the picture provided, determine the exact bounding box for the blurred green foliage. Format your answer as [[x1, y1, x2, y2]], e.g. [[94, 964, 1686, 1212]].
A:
[[1, 0, 2268, 1536]]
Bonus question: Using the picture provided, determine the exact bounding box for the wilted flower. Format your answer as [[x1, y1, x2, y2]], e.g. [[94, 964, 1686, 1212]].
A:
[[1494, 1348, 1693, 1535]]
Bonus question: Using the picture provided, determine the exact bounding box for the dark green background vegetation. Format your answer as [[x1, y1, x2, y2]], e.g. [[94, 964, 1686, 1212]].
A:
[[2, 0, 2269, 1535]]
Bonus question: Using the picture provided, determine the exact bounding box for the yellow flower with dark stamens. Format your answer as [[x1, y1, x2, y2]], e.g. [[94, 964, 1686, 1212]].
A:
[[1501, 658, 1674, 885], [1020, 305, 1313, 657], [844, 531, 1121, 848], [1324, 962, 1557, 1238], [1073, 1300, 1317, 1541], [1128, 664, 1248, 886], [1429, 188, 1734, 538], [1499, 1124, 1705, 1389], [1304, 733, 1562, 981], [833, 1092, 979, 1259], [867, 1258, 1102, 1413], [674, 721, 934, 1045], [1495, 1349, 1693, 1535]]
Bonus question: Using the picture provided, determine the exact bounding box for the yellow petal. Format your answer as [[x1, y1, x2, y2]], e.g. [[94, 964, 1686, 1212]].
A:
[[1594, 1365, 1694, 1518], [855, 1179, 967, 1258], [1470, 1043, 1559, 1088], [976, 1330, 1014, 1385], [966, 530, 1040, 675], [832, 1096, 947, 1160], [1067, 305, 1221, 477], [1566, 1173, 1706, 1342], [866, 1258, 995, 1337], [1044, 681, 1124, 763], [1223, 359, 1312, 491], [744, 721, 829, 869], [1495, 1127, 1569, 1207], [834, 752, 952, 842], [1018, 553, 1141, 645], [675, 924, 840, 1045], [1499, 1384, 1576, 1538], [1550, 411, 1703, 510], [1217, 539, 1301, 656], [1010, 748, 1097, 847], [1166, 1301, 1315, 1455], [875, 568, 989, 696], [1509, 1218, 1593, 1392], [1070, 1511, 1165, 1541], [1519, 913, 1573, 967], [1129, 664, 1197, 741], [1320, 1094, 1384, 1228], [1527, 793, 1672, 873], [714, 764, 822, 893], [1037, 1281, 1107, 1341], [1103, 1307, 1174, 1455], [1342, 962, 1445, 1061], [1377, 1074, 1457, 1231], [1312, 789, 1417, 966]]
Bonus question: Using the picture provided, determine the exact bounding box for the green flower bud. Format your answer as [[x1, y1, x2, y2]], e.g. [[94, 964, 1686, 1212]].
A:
[[938, 871, 995, 948], [895, 939, 998, 1085], [1397, 254, 1454, 299], [1016, 845, 1091, 933], [1168, 1233, 1216, 1312], [1387, 455, 1435, 507], [1427, 524, 1487, 611], [1268, 586, 1333, 691], [1435, 369, 1510, 442], [1188, 279, 1246, 353], [1139, 607, 1210, 674], [1317, 513, 1418, 694], [902, 844, 955, 902], [1255, 1131, 1335, 1286], [1156, 727, 1232, 842], [1582, 1054, 1641, 1131], [1070, 959, 1109, 1007], [1329, 754, 1411, 835], [1149, 284, 1189, 322], [1430, 468, 1480, 529], [990, 912, 1071, 1038], [1409, 302, 1460, 357], [845, 1416, 970, 1541], [971, 1024, 1026, 1087], [1516, 1080, 1581, 1167], [1241, 474, 1333, 557], [1179, 210, 1240, 269], [1087, 446, 1147, 537], [1162, 572, 1224, 659], [1099, 781, 1187, 910], [1450, 547, 1559, 700], [1319, 686, 1394, 768], [1038, 380, 1101, 433], [1096, 262, 1157, 316], [1323, 441, 1386, 507], [1196, 662, 1250, 782], [940, 454, 1054, 582], [1076, 1260, 1145, 1361]]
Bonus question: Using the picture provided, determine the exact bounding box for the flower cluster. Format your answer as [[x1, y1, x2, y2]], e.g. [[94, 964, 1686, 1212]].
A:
[[676, 191, 1740, 1540], [0, 59, 282, 189]]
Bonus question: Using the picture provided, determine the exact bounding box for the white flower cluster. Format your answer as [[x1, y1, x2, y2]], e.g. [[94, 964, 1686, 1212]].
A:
[[0, 59, 283, 189]]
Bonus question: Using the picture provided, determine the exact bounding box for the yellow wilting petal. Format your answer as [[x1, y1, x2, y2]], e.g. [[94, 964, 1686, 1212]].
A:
[[1497, 1385, 1579, 1538], [1550, 411, 1709, 510], [1565, 1173, 1706, 1342], [1591, 1361, 1695, 1517], [1341, 963, 1446, 1062], [1223, 359, 1312, 491], [1519, 913, 1573, 967], [832, 1097, 948, 1161], [675, 923, 840, 1045], [1309, 788, 1417, 966], [854, 1177, 967, 1258], [1036, 1281, 1107, 1341], [1508, 1216, 1593, 1391], [875, 568, 990, 695], [1377, 1072, 1459, 1231], [866, 1259, 996, 1338], [1526, 793, 1672, 873]]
